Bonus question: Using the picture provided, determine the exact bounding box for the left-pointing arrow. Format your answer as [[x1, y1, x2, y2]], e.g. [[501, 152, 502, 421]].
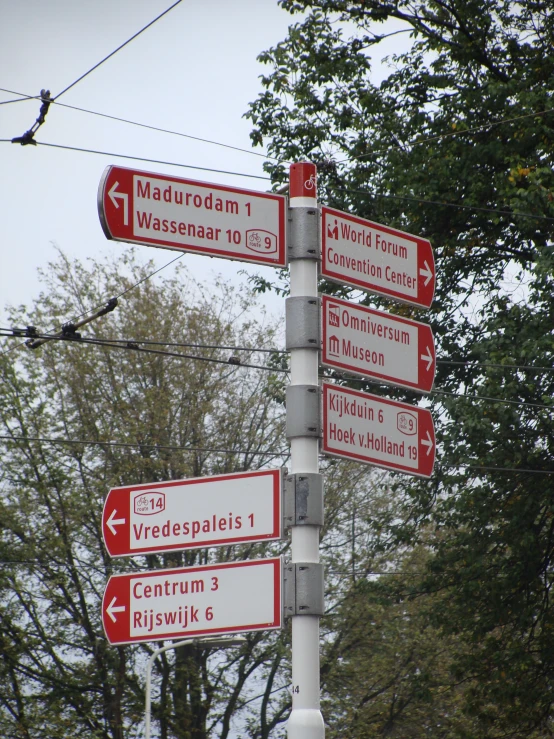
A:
[[107, 509, 126, 536], [106, 596, 126, 623], [108, 181, 129, 226]]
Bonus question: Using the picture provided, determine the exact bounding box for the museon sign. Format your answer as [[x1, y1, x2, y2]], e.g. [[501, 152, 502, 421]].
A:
[[102, 469, 282, 558], [322, 383, 435, 478], [321, 206, 435, 308], [321, 295, 436, 393], [98, 165, 286, 267], [102, 558, 282, 645]]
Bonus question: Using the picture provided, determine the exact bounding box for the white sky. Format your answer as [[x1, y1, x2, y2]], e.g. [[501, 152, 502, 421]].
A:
[[0, 0, 301, 327], [0, 0, 410, 332]]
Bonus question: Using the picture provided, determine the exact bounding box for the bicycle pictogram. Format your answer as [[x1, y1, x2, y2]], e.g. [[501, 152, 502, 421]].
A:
[[304, 174, 317, 191]]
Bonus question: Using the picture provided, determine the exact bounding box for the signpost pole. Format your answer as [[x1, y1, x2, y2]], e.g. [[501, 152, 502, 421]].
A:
[[286, 162, 325, 738]]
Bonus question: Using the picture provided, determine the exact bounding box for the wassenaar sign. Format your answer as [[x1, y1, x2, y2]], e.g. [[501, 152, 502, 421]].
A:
[[98, 165, 286, 267]]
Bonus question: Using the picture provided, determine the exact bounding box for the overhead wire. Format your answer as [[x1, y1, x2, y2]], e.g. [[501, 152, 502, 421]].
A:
[[0, 87, 281, 163], [2, 328, 552, 411], [334, 107, 554, 165], [0, 253, 185, 358], [4, 136, 552, 224], [53, 1, 184, 101], [0, 435, 288, 458], [3, 329, 552, 373], [0, 331, 286, 356], [29, 140, 271, 181], [0, 435, 551, 478], [0, 330, 289, 374], [325, 187, 554, 225], [325, 375, 553, 412]]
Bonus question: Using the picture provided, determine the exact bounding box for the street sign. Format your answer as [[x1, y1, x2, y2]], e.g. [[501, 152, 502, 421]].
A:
[[322, 383, 435, 477], [102, 558, 282, 645], [321, 206, 435, 308], [321, 295, 436, 393], [102, 469, 282, 558], [98, 165, 286, 267]]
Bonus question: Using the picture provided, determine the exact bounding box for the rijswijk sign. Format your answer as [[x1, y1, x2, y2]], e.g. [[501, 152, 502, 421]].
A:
[[102, 558, 282, 646]]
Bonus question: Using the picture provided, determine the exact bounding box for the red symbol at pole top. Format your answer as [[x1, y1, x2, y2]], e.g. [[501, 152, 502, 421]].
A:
[[289, 162, 317, 200]]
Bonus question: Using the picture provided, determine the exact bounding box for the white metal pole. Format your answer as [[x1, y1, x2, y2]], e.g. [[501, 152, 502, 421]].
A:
[[287, 162, 325, 738]]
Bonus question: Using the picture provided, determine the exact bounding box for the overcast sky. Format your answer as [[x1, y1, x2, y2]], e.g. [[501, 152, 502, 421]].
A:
[[0, 0, 306, 327], [1, 0, 410, 334]]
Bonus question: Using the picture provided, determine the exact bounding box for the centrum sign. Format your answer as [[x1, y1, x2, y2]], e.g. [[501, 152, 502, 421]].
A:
[[98, 165, 286, 267], [321, 206, 435, 308], [102, 469, 282, 558], [321, 295, 436, 393], [102, 558, 282, 645], [322, 383, 435, 478]]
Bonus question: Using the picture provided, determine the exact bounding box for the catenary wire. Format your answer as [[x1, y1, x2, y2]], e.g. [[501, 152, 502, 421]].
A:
[[53, 1, 184, 100], [432, 387, 552, 412], [4, 134, 553, 223], [5, 138, 551, 225], [2, 330, 550, 410], [0, 331, 287, 356], [0, 435, 288, 458], [334, 107, 554, 165], [0, 253, 185, 359], [0, 87, 283, 163], [30, 140, 272, 181], [3, 330, 552, 372], [0, 436, 552, 478], [1, 331, 290, 374], [321, 374, 553, 412], [326, 187, 554, 224]]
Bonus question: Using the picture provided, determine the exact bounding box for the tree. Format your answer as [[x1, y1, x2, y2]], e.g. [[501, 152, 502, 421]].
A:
[[247, 1, 554, 735], [0, 251, 290, 739]]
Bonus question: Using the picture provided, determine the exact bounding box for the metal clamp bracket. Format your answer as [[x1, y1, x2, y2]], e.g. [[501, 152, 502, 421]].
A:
[[287, 206, 321, 261], [286, 385, 321, 439], [284, 473, 324, 528], [285, 296, 321, 350], [283, 562, 325, 617]]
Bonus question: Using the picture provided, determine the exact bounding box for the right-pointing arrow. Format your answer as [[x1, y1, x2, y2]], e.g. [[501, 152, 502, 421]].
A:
[[419, 260, 433, 286], [420, 346, 434, 371], [106, 596, 126, 624], [421, 431, 434, 456]]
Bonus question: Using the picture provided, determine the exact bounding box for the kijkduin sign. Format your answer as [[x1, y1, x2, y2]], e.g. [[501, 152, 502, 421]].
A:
[[322, 383, 435, 478], [102, 558, 282, 645], [98, 165, 286, 267], [321, 295, 436, 393], [102, 469, 282, 558], [321, 206, 435, 308]]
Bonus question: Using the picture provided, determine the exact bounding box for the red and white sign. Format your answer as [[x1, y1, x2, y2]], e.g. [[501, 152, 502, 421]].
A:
[[321, 296, 436, 393], [102, 558, 282, 645], [98, 165, 286, 267], [322, 383, 435, 478], [321, 206, 435, 309], [102, 469, 282, 558]]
